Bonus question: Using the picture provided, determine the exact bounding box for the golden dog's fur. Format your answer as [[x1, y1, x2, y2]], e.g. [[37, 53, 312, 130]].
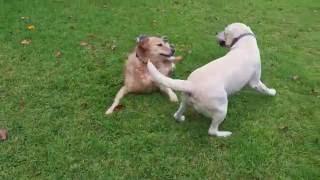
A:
[[106, 36, 182, 114]]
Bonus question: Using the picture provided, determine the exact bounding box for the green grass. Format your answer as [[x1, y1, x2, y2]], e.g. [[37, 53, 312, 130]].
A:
[[0, 0, 319, 179]]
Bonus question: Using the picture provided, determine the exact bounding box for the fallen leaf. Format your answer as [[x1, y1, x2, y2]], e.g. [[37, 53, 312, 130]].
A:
[[311, 88, 318, 95], [55, 50, 62, 58], [19, 98, 25, 111], [27, 24, 35, 30], [111, 44, 117, 51], [292, 75, 299, 81], [87, 34, 96, 39], [20, 39, 32, 45], [0, 129, 8, 141], [279, 125, 289, 132], [20, 16, 29, 20], [114, 104, 125, 112], [80, 41, 88, 46], [80, 102, 88, 109]]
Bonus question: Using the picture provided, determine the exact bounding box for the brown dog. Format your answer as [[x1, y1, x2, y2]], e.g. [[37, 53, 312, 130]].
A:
[[105, 35, 182, 114]]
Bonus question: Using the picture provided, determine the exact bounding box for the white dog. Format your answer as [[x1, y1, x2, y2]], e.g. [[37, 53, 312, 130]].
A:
[[147, 23, 276, 137]]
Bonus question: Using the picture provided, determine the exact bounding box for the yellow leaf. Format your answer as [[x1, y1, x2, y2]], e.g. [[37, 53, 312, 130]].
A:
[[21, 39, 32, 45], [80, 41, 88, 46], [27, 25, 35, 30], [55, 51, 62, 58]]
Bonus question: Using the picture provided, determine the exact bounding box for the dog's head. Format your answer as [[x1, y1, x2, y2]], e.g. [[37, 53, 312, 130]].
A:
[[136, 35, 175, 62], [216, 23, 253, 48]]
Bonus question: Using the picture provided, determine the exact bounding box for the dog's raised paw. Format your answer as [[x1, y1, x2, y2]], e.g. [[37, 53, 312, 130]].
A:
[[105, 109, 113, 115]]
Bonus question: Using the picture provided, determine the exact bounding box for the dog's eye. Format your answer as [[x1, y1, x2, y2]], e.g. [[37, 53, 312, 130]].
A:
[[157, 43, 163, 47]]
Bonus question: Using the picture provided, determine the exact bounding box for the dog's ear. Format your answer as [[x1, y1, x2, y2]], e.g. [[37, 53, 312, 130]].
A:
[[161, 36, 168, 42], [136, 36, 149, 63], [136, 35, 148, 43], [224, 29, 234, 47]]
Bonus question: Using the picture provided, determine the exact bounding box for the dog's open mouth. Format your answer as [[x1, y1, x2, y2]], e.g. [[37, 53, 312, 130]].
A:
[[160, 53, 172, 58], [160, 53, 176, 62]]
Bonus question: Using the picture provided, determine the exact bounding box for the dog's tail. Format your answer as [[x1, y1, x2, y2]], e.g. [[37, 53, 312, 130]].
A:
[[147, 61, 193, 92]]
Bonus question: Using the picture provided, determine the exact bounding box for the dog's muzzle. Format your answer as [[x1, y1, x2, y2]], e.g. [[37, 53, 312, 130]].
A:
[[160, 48, 175, 57]]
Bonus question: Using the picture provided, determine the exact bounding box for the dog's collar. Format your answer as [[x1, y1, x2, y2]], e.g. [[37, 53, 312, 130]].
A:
[[230, 33, 255, 48]]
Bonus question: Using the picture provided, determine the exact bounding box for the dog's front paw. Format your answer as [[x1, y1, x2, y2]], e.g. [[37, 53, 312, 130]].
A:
[[208, 129, 232, 137], [174, 113, 185, 122], [268, 88, 277, 96], [105, 109, 113, 115]]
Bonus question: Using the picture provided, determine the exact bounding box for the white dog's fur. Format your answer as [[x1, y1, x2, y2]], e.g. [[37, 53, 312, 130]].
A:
[[147, 23, 276, 137]]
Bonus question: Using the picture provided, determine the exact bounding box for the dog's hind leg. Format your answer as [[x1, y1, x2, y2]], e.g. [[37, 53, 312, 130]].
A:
[[174, 93, 187, 122], [105, 86, 128, 115], [249, 81, 276, 96], [249, 68, 276, 96], [208, 97, 232, 137]]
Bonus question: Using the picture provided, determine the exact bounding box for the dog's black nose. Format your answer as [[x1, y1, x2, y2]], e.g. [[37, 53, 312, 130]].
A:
[[219, 40, 226, 47]]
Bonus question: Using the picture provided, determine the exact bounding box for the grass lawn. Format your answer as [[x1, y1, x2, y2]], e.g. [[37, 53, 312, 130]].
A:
[[0, 0, 319, 179]]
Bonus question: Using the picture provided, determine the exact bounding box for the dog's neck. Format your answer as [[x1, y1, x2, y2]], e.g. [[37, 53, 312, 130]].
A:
[[230, 33, 255, 48], [135, 53, 148, 64]]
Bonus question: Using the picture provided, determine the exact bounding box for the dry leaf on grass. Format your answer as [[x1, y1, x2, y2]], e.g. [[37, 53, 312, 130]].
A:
[[278, 125, 289, 132], [55, 51, 62, 58], [0, 129, 8, 141], [19, 98, 25, 111], [311, 88, 318, 95], [291, 75, 299, 81], [21, 39, 32, 45], [80, 41, 88, 46], [27, 25, 35, 30], [111, 44, 117, 51], [21, 16, 29, 20]]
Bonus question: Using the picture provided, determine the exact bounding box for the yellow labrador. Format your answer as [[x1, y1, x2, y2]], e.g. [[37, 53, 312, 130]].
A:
[[147, 23, 276, 137]]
